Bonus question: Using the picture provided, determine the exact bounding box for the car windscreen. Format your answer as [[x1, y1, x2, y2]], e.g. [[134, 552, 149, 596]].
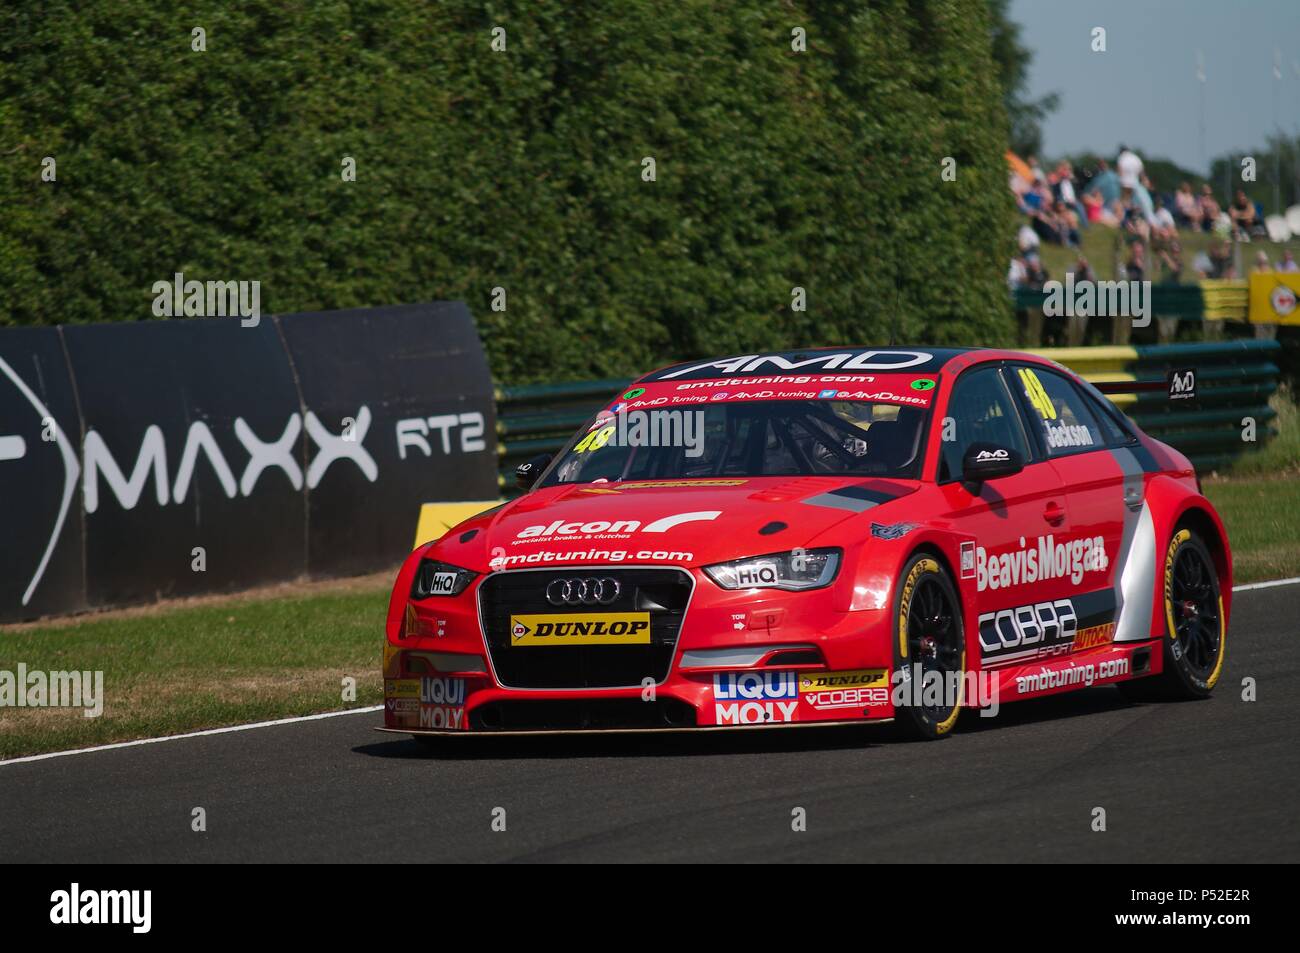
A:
[[539, 398, 931, 484]]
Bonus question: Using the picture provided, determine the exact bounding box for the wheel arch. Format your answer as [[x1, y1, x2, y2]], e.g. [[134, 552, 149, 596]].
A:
[[1171, 502, 1233, 624]]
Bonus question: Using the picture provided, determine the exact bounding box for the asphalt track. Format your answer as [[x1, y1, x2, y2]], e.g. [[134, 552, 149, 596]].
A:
[[1, 583, 1296, 863]]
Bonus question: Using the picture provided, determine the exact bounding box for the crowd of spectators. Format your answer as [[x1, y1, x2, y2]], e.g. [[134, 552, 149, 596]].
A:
[[1008, 145, 1282, 291]]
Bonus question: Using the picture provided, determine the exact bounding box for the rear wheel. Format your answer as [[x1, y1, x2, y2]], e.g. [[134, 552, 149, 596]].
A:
[[891, 554, 966, 740], [1118, 528, 1225, 702]]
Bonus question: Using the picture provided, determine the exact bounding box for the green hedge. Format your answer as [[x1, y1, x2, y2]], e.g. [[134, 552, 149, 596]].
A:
[[1, 0, 1015, 382]]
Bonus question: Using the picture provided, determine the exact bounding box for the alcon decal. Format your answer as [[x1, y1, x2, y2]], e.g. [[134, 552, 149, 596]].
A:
[[514, 510, 720, 541]]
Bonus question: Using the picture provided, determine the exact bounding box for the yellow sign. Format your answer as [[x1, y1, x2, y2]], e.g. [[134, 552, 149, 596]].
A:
[[413, 500, 500, 548], [384, 678, 420, 698], [509, 613, 651, 646], [1248, 272, 1300, 325], [798, 669, 888, 692]]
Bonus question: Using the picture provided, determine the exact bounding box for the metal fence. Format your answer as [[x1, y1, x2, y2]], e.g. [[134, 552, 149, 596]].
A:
[[494, 341, 1282, 491]]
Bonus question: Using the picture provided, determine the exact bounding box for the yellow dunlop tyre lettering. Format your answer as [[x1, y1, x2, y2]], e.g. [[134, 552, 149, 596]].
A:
[[1205, 594, 1226, 689], [934, 661, 964, 735], [1164, 529, 1192, 640], [897, 557, 939, 658]]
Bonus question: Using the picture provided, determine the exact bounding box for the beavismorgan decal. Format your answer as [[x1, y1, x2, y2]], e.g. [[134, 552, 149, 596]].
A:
[[509, 613, 652, 646], [975, 534, 1108, 592]]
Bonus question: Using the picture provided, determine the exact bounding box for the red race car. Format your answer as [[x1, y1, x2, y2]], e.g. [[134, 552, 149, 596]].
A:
[[380, 347, 1230, 741]]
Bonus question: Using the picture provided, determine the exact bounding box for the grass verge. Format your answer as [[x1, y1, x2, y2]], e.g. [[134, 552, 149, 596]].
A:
[[0, 584, 388, 760]]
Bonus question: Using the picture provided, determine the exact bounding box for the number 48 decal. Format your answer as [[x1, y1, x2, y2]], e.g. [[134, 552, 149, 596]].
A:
[[575, 425, 615, 453], [1018, 367, 1057, 420]]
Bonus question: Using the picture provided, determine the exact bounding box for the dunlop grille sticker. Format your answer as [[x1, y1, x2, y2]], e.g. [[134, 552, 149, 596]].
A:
[[509, 613, 651, 646]]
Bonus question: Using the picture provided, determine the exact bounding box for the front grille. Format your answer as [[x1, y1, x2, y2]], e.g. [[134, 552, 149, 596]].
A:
[[470, 698, 698, 731], [477, 568, 693, 689]]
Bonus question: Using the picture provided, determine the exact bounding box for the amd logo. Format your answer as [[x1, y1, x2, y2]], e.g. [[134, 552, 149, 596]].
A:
[[658, 350, 933, 380], [1168, 368, 1196, 401]]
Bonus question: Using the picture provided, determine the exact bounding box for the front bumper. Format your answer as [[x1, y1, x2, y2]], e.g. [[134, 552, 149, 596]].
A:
[[384, 564, 896, 733]]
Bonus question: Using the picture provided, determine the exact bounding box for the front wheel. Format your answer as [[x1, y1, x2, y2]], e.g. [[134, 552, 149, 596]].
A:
[[1118, 528, 1226, 702], [891, 554, 966, 740]]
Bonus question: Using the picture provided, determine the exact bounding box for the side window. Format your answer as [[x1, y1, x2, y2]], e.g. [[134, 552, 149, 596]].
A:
[[1011, 366, 1104, 457], [938, 367, 1031, 482], [1081, 387, 1137, 446]]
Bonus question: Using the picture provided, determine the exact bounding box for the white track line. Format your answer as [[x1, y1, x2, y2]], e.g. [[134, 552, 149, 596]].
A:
[[1233, 576, 1300, 592], [0, 705, 382, 768], [3, 577, 1299, 769]]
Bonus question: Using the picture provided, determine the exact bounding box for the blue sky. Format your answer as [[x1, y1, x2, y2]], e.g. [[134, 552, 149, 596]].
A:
[[1010, 0, 1300, 173]]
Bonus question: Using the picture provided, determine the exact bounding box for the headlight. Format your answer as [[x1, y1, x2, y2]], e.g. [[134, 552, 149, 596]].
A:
[[703, 548, 840, 591], [410, 560, 477, 599]]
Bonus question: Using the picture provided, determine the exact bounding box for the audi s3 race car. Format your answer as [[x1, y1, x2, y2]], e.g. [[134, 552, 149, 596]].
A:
[[380, 346, 1230, 742]]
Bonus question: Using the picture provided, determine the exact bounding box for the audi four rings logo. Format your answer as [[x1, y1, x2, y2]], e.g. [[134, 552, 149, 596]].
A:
[[546, 577, 622, 605]]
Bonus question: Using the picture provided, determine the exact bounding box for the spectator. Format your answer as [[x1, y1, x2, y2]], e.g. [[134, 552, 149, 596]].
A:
[[1018, 221, 1040, 254], [1122, 199, 1151, 242], [1198, 185, 1221, 233], [1279, 250, 1299, 273], [1082, 189, 1104, 224], [1008, 254, 1029, 290], [1208, 238, 1232, 278], [1125, 241, 1146, 282], [1174, 182, 1202, 229], [1229, 190, 1259, 241], [1156, 241, 1184, 283], [1253, 250, 1272, 274], [1052, 161, 1087, 225], [1151, 197, 1177, 241], [1052, 201, 1080, 246], [1068, 254, 1097, 284], [1025, 253, 1049, 290], [1117, 145, 1144, 192], [1083, 159, 1121, 207]]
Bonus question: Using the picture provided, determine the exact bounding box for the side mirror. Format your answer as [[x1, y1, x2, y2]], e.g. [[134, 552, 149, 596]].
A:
[[961, 443, 1023, 485], [515, 453, 553, 491]]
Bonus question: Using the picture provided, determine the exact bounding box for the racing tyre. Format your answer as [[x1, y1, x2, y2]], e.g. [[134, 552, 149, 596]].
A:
[[1118, 528, 1226, 702], [891, 553, 966, 740]]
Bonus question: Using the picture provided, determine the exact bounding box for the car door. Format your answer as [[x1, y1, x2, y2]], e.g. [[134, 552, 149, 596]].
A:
[[935, 365, 1073, 670], [1005, 363, 1125, 652]]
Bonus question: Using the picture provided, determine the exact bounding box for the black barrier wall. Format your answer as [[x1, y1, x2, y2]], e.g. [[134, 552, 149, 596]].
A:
[[0, 302, 497, 623]]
